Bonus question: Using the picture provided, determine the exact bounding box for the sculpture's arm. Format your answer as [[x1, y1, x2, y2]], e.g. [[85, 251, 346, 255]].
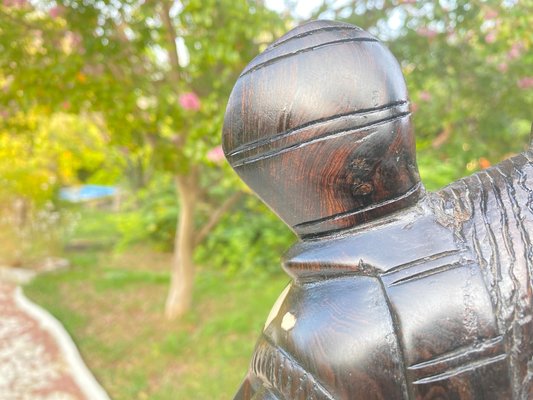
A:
[[433, 150, 533, 398]]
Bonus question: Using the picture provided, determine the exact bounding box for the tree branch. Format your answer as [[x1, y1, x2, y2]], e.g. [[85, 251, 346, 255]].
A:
[[194, 191, 244, 246], [160, 1, 181, 82]]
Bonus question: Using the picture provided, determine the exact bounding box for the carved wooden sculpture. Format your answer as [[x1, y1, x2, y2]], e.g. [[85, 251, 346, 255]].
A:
[[222, 20, 533, 399]]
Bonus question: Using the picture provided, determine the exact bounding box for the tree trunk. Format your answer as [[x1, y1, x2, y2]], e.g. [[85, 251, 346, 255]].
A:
[[165, 174, 197, 319]]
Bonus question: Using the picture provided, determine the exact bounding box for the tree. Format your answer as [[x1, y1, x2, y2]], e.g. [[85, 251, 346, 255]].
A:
[[0, 0, 285, 318]]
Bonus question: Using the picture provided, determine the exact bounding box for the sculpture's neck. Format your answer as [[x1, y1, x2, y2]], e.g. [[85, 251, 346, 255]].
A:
[[294, 182, 425, 239]]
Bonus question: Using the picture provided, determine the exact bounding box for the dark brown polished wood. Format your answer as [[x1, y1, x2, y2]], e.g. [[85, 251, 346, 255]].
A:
[[223, 20, 533, 400]]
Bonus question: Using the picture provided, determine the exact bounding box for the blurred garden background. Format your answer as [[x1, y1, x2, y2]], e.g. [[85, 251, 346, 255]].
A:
[[0, 0, 531, 398]]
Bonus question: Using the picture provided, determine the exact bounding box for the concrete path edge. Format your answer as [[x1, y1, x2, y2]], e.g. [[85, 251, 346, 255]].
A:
[[14, 287, 111, 400]]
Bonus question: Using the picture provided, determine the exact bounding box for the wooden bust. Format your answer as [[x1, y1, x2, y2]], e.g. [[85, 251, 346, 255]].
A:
[[222, 20, 533, 399]]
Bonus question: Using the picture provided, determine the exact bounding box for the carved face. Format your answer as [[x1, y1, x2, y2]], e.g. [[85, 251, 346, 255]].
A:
[[223, 20, 421, 237]]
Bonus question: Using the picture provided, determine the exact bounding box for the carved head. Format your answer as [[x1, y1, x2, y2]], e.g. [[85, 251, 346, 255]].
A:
[[223, 20, 421, 238]]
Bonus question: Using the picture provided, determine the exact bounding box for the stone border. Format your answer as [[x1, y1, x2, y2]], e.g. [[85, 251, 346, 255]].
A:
[[14, 287, 110, 400], [0, 266, 37, 284]]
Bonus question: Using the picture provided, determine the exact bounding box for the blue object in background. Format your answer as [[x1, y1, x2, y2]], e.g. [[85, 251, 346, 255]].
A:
[[60, 185, 117, 202]]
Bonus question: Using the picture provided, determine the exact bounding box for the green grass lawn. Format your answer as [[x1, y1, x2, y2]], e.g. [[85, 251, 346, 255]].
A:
[[24, 209, 289, 399]]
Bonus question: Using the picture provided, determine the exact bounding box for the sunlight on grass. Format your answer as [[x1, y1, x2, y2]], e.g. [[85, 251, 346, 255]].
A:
[[24, 210, 289, 399]]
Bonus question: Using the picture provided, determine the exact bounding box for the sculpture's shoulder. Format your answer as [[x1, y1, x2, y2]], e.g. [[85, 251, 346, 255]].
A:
[[282, 200, 459, 281]]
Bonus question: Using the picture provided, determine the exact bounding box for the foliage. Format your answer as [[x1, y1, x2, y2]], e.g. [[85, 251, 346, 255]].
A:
[[0, 112, 115, 264], [0, 0, 288, 315], [114, 172, 294, 273], [0, 0, 285, 174], [115, 173, 179, 249], [0, 112, 115, 203], [195, 196, 296, 275]]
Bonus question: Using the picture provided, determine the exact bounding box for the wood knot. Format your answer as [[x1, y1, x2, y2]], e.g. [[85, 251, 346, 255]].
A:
[[353, 182, 374, 196]]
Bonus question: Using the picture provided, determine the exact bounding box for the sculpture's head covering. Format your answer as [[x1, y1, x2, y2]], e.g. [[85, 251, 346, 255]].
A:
[[223, 20, 421, 238]]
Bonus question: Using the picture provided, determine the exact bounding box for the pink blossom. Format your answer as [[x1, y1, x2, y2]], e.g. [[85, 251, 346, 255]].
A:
[[484, 31, 497, 44], [419, 91, 432, 102], [410, 102, 419, 113], [179, 92, 201, 111], [507, 42, 523, 60], [497, 62, 508, 73], [399, 0, 416, 4], [508, 48, 520, 59], [206, 145, 225, 163], [62, 101, 70, 110], [417, 27, 437, 39], [517, 77, 533, 90], [49, 6, 63, 18], [484, 9, 498, 20]]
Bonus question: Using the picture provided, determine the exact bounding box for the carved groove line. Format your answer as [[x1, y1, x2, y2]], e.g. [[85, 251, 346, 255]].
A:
[[486, 164, 531, 399], [507, 156, 533, 393], [449, 184, 470, 245], [412, 354, 507, 385], [489, 167, 521, 290], [454, 171, 521, 394], [387, 262, 464, 287], [450, 181, 484, 340], [376, 277, 413, 400], [435, 172, 512, 391], [460, 177, 502, 337], [252, 335, 335, 400], [381, 249, 465, 276], [474, 173, 505, 332], [266, 25, 364, 50], [240, 37, 379, 77], [294, 182, 421, 231], [517, 152, 533, 214], [232, 112, 411, 167], [227, 101, 408, 157], [466, 161, 533, 398], [485, 168, 519, 325], [408, 335, 504, 371]]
